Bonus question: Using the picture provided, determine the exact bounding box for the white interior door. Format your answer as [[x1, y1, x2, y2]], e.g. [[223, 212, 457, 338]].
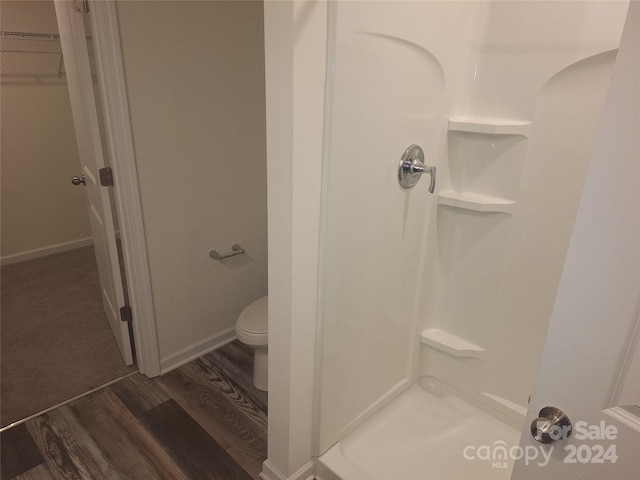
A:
[[513, 3, 639, 478], [54, 0, 133, 365]]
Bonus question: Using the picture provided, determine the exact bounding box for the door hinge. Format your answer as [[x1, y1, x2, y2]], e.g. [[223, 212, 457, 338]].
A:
[[120, 305, 133, 323], [73, 0, 89, 14], [99, 167, 114, 187]]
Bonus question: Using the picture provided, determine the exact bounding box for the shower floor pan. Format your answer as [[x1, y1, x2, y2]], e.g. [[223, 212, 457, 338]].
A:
[[316, 377, 521, 480]]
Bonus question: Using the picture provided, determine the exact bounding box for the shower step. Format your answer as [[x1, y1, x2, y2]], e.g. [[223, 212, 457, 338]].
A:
[[438, 191, 515, 214], [420, 328, 486, 359]]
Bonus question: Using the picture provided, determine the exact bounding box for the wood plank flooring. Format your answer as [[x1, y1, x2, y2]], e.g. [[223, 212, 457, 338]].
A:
[[1, 341, 267, 480]]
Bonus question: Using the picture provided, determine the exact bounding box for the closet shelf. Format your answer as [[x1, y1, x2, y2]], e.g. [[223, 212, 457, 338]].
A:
[[421, 328, 486, 359], [438, 191, 515, 214], [0, 30, 91, 82], [448, 117, 532, 137]]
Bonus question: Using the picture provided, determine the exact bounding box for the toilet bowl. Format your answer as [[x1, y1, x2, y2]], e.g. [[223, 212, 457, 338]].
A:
[[235, 295, 268, 391]]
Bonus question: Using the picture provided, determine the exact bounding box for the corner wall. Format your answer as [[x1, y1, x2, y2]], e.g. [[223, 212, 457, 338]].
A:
[[263, 0, 327, 478]]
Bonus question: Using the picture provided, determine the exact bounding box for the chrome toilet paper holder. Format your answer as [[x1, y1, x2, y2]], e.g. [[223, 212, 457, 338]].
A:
[[209, 244, 246, 261]]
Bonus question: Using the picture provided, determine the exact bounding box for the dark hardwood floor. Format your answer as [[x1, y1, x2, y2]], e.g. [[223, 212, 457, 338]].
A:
[[0, 341, 267, 480]]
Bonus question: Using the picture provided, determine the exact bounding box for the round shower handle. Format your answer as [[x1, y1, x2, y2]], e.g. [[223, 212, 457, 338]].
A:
[[398, 144, 436, 193], [530, 406, 572, 444]]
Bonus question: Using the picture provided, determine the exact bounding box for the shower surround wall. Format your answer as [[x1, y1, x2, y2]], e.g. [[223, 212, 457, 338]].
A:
[[315, 0, 628, 456]]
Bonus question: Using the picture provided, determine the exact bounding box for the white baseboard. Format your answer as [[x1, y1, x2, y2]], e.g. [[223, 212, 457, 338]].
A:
[[260, 459, 315, 480], [159, 327, 237, 375], [1, 237, 94, 266]]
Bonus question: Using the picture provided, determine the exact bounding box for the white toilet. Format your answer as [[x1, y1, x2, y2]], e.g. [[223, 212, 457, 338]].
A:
[[235, 295, 268, 391]]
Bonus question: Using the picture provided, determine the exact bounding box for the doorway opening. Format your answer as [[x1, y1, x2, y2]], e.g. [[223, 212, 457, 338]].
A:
[[0, 0, 136, 428]]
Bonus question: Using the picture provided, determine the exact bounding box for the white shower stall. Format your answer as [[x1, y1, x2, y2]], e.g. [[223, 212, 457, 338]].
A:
[[287, 1, 636, 479]]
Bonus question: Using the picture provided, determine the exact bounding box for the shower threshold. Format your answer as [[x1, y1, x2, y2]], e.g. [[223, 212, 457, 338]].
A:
[[316, 376, 521, 480]]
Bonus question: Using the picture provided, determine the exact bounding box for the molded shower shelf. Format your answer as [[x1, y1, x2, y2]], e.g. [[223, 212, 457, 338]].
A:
[[448, 117, 532, 137], [481, 392, 528, 418], [421, 328, 486, 359], [438, 191, 515, 214]]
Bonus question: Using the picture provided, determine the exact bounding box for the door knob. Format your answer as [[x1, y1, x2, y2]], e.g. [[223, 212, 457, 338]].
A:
[[398, 144, 436, 193], [530, 406, 572, 444], [71, 175, 86, 186]]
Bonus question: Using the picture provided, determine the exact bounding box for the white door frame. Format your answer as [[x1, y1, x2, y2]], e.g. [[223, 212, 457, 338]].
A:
[[82, 0, 161, 377]]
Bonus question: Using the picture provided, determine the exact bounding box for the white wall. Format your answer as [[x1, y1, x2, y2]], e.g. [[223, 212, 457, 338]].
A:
[[1, 0, 92, 261], [420, 0, 628, 424], [314, 0, 459, 452], [114, 1, 268, 367]]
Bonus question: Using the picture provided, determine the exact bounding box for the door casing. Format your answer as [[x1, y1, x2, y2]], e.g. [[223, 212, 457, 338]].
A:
[[56, 0, 160, 376]]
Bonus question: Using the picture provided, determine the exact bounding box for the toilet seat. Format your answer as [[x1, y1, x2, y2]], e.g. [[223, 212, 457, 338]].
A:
[[235, 296, 268, 346]]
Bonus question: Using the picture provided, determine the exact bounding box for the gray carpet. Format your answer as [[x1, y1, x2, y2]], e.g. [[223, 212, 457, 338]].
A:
[[1, 246, 137, 427]]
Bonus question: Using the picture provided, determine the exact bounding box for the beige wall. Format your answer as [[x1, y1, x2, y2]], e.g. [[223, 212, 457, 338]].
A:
[[1, 0, 92, 260], [115, 1, 268, 362]]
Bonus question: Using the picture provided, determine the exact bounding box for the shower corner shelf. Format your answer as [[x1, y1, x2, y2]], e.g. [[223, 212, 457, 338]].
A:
[[438, 190, 515, 214], [448, 117, 532, 137], [421, 328, 486, 359]]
